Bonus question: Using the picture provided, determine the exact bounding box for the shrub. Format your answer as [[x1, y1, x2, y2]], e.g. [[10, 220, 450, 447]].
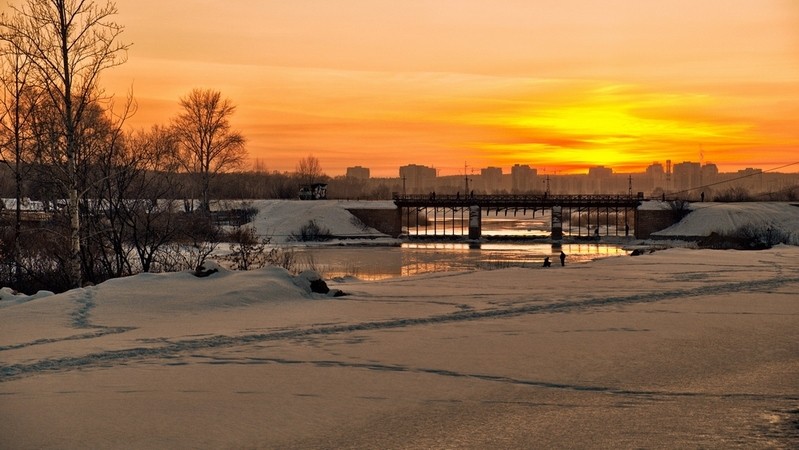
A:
[[765, 185, 799, 201], [290, 220, 333, 242], [734, 223, 789, 248], [177, 214, 222, 270], [699, 223, 790, 249], [266, 247, 297, 273], [667, 199, 691, 221], [220, 226, 302, 272], [224, 226, 270, 271], [713, 187, 753, 202]]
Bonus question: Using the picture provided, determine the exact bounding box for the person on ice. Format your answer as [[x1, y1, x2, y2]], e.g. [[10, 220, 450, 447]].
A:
[[559, 251, 567, 266], [543, 257, 551, 267]]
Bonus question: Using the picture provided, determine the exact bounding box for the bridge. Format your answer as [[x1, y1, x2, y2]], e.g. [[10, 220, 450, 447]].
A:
[[393, 193, 644, 241]]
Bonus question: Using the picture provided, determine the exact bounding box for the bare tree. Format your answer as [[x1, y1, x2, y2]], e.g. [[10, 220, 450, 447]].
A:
[[0, 0, 129, 288], [173, 88, 246, 213], [123, 125, 184, 273], [223, 226, 270, 271], [296, 154, 323, 187], [0, 33, 38, 290], [79, 98, 136, 282]]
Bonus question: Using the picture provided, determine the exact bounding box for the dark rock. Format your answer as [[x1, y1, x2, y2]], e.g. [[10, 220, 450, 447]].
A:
[[194, 265, 219, 278], [309, 278, 330, 294]]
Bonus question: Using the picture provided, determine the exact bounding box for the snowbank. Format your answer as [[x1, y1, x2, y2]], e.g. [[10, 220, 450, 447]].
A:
[[0, 287, 54, 307], [652, 202, 799, 243], [0, 263, 330, 315], [245, 199, 396, 243]]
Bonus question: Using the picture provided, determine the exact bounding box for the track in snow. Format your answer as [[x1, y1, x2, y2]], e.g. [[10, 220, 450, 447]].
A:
[[2, 275, 798, 382]]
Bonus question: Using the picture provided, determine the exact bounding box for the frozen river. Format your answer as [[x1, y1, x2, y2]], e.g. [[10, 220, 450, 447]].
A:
[[293, 242, 629, 280], [290, 210, 631, 279]]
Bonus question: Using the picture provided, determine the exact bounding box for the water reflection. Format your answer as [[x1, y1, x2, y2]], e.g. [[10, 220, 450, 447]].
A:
[[405, 211, 632, 239], [406, 213, 551, 238], [293, 242, 628, 281]]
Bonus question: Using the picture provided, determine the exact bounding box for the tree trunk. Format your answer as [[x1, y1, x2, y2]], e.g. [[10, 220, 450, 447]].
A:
[[14, 154, 22, 290], [202, 171, 211, 213], [67, 157, 81, 288]]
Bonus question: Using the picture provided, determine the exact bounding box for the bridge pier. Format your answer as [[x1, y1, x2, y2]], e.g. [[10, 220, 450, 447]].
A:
[[551, 206, 563, 242], [468, 205, 481, 239]]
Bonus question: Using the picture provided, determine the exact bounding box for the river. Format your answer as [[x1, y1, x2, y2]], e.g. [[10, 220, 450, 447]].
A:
[[292, 241, 629, 280]]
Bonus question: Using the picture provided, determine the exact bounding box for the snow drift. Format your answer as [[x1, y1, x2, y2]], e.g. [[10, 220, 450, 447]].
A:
[[651, 202, 799, 243]]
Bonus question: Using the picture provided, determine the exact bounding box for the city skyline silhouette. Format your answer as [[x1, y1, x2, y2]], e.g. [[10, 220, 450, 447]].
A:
[[99, 0, 799, 177]]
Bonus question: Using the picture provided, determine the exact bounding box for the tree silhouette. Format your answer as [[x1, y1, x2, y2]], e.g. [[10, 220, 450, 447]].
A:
[[0, 35, 39, 290], [0, 0, 129, 288], [173, 88, 246, 213], [296, 154, 323, 186]]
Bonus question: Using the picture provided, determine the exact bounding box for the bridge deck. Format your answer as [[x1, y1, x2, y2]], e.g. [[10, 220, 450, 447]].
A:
[[393, 194, 643, 208]]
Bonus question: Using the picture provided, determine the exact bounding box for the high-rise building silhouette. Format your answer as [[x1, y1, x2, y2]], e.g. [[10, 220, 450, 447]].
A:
[[399, 164, 437, 193], [673, 161, 701, 192], [511, 164, 537, 192], [346, 166, 370, 180], [588, 166, 613, 193], [480, 167, 503, 193]]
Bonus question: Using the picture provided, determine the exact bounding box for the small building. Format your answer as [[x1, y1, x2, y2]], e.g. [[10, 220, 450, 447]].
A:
[[299, 183, 328, 200]]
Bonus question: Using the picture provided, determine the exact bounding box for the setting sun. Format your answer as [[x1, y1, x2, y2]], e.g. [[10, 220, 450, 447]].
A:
[[470, 84, 755, 173]]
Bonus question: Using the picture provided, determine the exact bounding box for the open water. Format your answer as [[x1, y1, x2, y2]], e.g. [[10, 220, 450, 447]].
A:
[[294, 243, 629, 280], [292, 213, 630, 279]]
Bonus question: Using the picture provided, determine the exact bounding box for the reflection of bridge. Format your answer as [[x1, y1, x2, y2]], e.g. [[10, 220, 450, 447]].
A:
[[393, 193, 644, 240]]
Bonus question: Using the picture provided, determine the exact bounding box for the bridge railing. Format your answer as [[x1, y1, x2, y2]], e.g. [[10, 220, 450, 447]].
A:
[[393, 193, 643, 206]]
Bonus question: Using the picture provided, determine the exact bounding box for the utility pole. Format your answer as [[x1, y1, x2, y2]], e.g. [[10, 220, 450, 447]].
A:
[[464, 162, 469, 194], [699, 145, 704, 189], [628, 175, 633, 196]]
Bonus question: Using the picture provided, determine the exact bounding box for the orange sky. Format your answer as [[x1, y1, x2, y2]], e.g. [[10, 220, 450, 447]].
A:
[[90, 0, 799, 176]]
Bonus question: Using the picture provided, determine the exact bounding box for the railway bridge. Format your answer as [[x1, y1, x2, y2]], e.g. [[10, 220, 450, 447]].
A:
[[393, 193, 644, 241]]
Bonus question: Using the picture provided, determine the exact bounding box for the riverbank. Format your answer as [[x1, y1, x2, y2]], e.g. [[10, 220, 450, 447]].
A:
[[243, 199, 799, 245]]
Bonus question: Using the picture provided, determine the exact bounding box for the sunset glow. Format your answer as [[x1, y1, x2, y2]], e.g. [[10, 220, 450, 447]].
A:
[[84, 0, 799, 176]]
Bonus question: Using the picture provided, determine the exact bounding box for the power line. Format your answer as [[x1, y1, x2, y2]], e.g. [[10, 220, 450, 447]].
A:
[[666, 161, 799, 199]]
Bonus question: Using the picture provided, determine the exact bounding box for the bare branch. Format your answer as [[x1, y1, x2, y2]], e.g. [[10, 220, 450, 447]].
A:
[[0, 0, 130, 288]]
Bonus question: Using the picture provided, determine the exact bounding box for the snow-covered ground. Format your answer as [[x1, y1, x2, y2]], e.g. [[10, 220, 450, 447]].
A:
[[648, 201, 799, 243], [1, 201, 798, 448], [1, 245, 798, 448], [246, 199, 396, 243]]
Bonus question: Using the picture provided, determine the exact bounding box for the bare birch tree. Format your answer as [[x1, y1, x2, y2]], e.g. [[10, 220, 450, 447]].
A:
[[173, 88, 246, 213], [0, 0, 129, 288], [0, 34, 38, 290]]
